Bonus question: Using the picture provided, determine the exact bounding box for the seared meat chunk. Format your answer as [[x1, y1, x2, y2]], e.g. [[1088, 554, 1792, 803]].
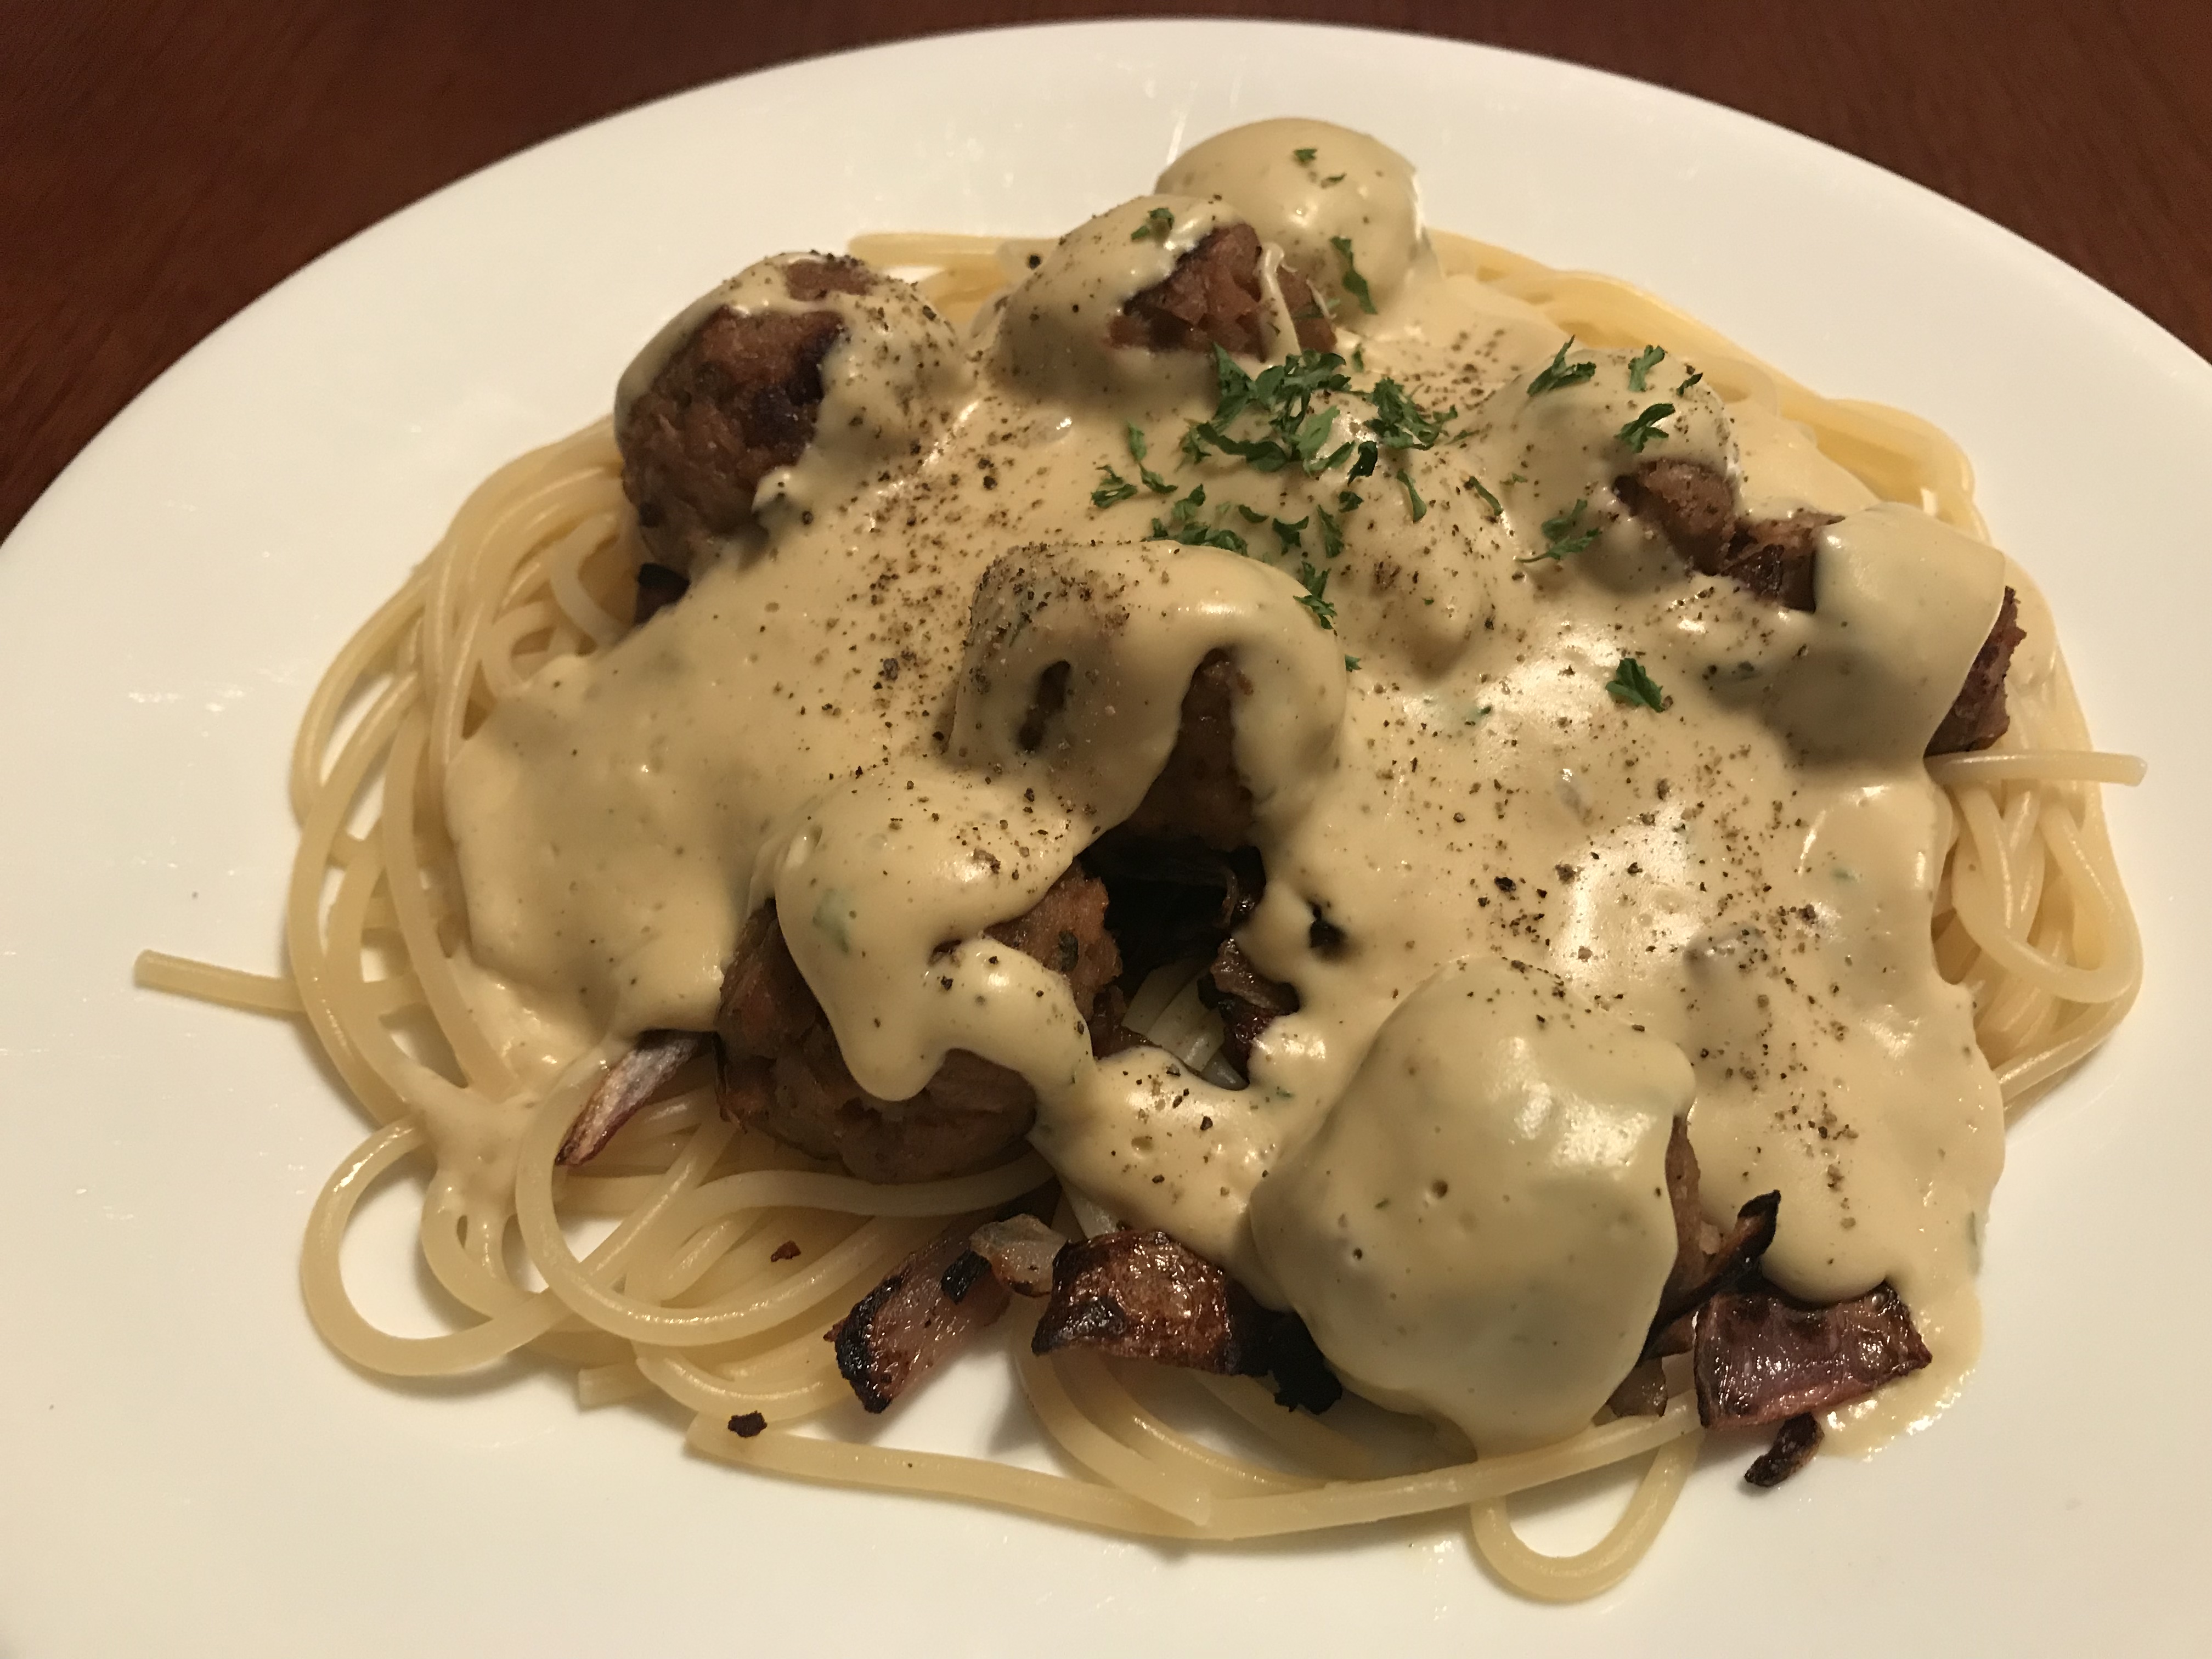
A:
[[832, 1221, 1014, 1413], [1620, 459, 2027, 753], [1694, 1280, 1931, 1428], [979, 863, 1123, 1020], [1927, 586, 2024, 755], [716, 866, 1121, 1183], [1743, 1413, 1824, 1487], [619, 306, 844, 562], [1108, 223, 1335, 358], [1722, 512, 1827, 610], [1617, 459, 1826, 609], [1117, 650, 1255, 851], [556, 1028, 709, 1166], [1034, 1229, 1274, 1375], [1032, 1228, 1342, 1412], [1616, 458, 1734, 569], [1199, 938, 1300, 1072], [780, 255, 876, 301]]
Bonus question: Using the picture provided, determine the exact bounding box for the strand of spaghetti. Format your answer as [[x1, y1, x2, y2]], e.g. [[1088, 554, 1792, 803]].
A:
[[132, 951, 303, 1016], [1468, 1426, 1701, 1601], [1190, 1373, 1378, 1480], [303, 1101, 734, 1375], [634, 1349, 849, 1421], [289, 564, 427, 822], [378, 714, 514, 1094], [686, 1413, 1207, 1537], [516, 1079, 966, 1344], [477, 600, 562, 702], [577, 1359, 651, 1409], [1055, 1350, 1318, 1496], [1016, 1345, 1219, 1524], [543, 511, 628, 648], [654, 1153, 1052, 1232], [1947, 801, 2135, 1005], [284, 676, 419, 1126], [417, 1176, 521, 1317], [1927, 749, 2146, 788]]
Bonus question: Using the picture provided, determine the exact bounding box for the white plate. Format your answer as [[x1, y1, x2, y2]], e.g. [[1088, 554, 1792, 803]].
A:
[[4, 20, 2207, 1656]]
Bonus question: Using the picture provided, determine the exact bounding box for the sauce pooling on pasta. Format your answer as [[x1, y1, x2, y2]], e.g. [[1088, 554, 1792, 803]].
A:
[[444, 118, 2010, 1455]]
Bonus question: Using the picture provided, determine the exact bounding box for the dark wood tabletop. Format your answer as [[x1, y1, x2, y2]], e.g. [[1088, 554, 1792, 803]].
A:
[[6, 1, 2208, 544]]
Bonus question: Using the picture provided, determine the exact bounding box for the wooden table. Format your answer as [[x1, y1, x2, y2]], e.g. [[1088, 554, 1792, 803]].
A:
[[5, 0, 2208, 541]]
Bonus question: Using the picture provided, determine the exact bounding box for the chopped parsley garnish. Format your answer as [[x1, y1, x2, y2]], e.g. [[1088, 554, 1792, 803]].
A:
[[1520, 497, 1600, 562], [1316, 506, 1345, 560], [1606, 656, 1667, 711], [1294, 146, 1318, 163], [1125, 422, 1173, 492], [1527, 337, 1596, 396], [1336, 488, 1362, 512], [1344, 654, 1362, 671], [1091, 467, 1137, 507], [1185, 346, 1356, 476], [1274, 516, 1309, 551], [1148, 483, 1249, 553], [1628, 345, 1667, 392], [1329, 236, 1378, 314], [1295, 561, 1336, 629], [1363, 377, 1455, 450], [1466, 475, 1503, 517], [1235, 504, 1267, 523], [1616, 402, 1675, 452], [1676, 366, 1703, 395], [1131, 206, 1176, 242], [1322, 173, 1345, 186], [1396, 469, 1426, 522]]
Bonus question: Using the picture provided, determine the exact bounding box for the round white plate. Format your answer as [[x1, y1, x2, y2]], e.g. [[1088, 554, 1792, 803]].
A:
[[3, 20, 2206, 1656]]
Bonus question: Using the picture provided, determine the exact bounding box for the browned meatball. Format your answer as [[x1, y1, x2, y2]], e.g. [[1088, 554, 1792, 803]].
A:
[[715, 865, 1122, 1183], [1116, 650, 1255, 851], [619, 306, 845, 557], [1616, 459, 1826, 609], [1926, 585, 2024, 755], [1108, 224, 1336, 359]]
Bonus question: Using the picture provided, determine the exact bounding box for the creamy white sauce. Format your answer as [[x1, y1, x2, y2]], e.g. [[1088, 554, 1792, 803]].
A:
[[445, 117, 2008, 1454]]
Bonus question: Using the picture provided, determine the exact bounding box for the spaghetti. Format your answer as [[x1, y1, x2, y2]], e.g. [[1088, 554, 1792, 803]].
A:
[[141, 147, 2138, 1605]]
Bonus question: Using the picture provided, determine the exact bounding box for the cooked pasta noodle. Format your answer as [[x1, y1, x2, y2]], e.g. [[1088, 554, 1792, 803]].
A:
[[139, 179, 2137, 1607]]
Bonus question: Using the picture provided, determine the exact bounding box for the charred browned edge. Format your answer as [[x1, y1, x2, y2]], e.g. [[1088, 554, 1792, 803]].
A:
[[1694, 1279, 1932, 1428], [1034, 1229, 1272, 1373], [1031, 1228, 1341, 1412], [1743, 1413, 1823, 1487], [831, 1225, 1015, 1414], [726, 1410, 768, 1438]]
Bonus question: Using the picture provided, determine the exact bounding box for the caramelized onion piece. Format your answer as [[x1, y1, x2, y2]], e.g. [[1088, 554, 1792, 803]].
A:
[[556, 1029, 709, 1166], [1694, 1281, 1932, 1428]]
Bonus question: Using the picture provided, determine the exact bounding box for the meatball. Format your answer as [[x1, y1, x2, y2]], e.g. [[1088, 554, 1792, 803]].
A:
[[614, 252, 962, 571], [1108, 223, 1334, 357], [716, 865, 1121, 1183], [1156, 117, 1426, 317], [1115, 649, 1255, 851]]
